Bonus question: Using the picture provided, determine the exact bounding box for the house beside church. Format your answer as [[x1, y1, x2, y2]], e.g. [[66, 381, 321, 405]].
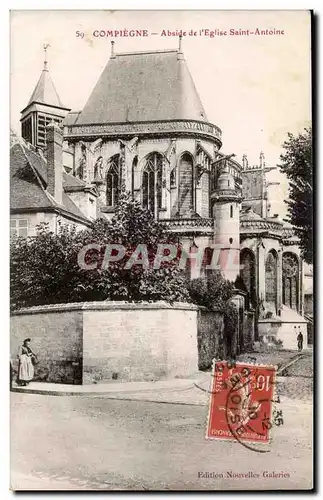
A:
[[10, 40, 312, 349]]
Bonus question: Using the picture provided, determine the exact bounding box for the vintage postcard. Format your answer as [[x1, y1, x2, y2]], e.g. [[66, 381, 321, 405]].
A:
[[10, 10, 313, 491]]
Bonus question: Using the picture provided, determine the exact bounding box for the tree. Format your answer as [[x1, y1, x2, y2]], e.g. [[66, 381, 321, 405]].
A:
[[10, 191, 190, 309], [279, 127, 313, 263], [188, 272, 239, 359]]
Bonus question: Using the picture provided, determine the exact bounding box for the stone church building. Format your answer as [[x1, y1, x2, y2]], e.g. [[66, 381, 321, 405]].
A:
[[11, 41, 311, 349]]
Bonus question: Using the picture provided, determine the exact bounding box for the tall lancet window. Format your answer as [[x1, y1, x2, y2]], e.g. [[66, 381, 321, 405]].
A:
[[265, 250, 278, 312], [106, 154, 120, 207], [142, 153, 163, 215]]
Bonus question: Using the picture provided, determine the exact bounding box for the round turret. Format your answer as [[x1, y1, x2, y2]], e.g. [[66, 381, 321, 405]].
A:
[[217, 166, 235, 191], [212, 165, 242, 282]]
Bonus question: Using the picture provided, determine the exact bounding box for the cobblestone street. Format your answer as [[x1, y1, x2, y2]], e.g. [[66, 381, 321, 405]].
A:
[[276, 377, 313, 403], [237, 350, 313, 401], [276, 352, 313, 403]]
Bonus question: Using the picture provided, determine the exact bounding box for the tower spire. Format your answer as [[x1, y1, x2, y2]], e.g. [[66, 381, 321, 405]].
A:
[[178, 35, 183, 53], [43, 43, 50, 71], [20, 42, 70, 148]]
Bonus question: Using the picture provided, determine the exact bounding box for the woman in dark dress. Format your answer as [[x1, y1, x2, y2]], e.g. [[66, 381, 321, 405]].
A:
[[17, 338, 36, 386]]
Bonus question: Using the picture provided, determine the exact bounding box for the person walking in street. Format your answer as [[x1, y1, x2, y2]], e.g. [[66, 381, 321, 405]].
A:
[[297, 330, 304, 352], [17, 338, 37, 386]]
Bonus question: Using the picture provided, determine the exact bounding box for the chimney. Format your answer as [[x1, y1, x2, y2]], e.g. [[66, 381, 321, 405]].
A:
[[46, 122, 63, 205]]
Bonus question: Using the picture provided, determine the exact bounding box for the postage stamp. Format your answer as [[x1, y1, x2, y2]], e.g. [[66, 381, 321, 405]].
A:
[[206, 361, 277, 447]]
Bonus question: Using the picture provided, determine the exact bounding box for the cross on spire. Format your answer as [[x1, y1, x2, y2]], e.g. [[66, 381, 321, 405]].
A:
[[43, 43, 50, 70]]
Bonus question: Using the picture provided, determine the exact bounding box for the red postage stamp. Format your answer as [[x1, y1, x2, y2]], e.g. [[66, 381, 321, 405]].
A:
[[206, 361, 277, 446]]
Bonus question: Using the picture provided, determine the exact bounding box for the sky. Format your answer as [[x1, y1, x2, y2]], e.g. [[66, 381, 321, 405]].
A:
[[10, 10, 312, 215]]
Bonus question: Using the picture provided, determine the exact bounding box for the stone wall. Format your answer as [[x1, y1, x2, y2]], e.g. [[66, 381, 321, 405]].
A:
[[11, 304, 83, 384], [11, 302, 200, 384], [197, 309, 224, 370], [82, 302, 199, 383]]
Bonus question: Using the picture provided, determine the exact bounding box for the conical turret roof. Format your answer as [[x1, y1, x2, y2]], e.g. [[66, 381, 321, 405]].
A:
[[77, 49, 208, 125], [27, 63, 67, 109]]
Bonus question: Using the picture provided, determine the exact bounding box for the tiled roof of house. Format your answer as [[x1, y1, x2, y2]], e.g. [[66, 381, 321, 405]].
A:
[[10, 140, 91, 225], [76, 50, 207, 125], [19, 145, 87, 190], [61, 192, 88, 221], [10, 142, 52, 210], [63, 172, 87, 190]]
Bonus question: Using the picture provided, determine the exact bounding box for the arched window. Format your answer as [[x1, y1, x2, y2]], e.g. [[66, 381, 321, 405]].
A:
[[142, 153, 163, 215], [106, 154, 120, 207], [282, 252, 299, 311], [170, 166, 177, 187], [265, 250, 278, 312], [132, 156, 138, 195], [240, 249, 256, 308], [76, 144, 86, 180], [178, 153, 194, 216], [230, 205, 233, 218]]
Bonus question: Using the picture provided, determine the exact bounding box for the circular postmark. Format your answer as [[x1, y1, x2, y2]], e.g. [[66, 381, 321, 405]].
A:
[[225, 378, 272, 453], [205, 360, 279, 452]]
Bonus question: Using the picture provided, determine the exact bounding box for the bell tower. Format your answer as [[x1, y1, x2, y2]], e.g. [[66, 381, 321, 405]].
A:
[[211, 163, 242, 281], [20, 44, 70, 149]]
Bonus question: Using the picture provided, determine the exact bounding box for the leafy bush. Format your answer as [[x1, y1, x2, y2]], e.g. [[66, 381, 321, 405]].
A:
[[188, 272, 235, 311], [188, 272, 239, 359], [10, 191, 190, 309]]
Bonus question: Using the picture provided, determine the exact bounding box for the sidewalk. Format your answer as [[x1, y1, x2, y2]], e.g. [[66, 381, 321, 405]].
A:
[[11, 350, 312, 405], [11, 375, 211, 404], [11, 375, 312, 406]]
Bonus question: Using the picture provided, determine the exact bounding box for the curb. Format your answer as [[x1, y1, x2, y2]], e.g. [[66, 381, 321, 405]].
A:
[[11, 389, 207, 406], [10, 379, 204, 398]]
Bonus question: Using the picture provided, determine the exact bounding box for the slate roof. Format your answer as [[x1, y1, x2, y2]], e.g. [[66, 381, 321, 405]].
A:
[[10, 140, 91, 225], [240, 207, 265, 221], [17, 145, 88, 192], [26, 66, 68, 110], [10, 142, 52, 210], [76, 50, 207, 125], [64, 111, 82, 126]]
